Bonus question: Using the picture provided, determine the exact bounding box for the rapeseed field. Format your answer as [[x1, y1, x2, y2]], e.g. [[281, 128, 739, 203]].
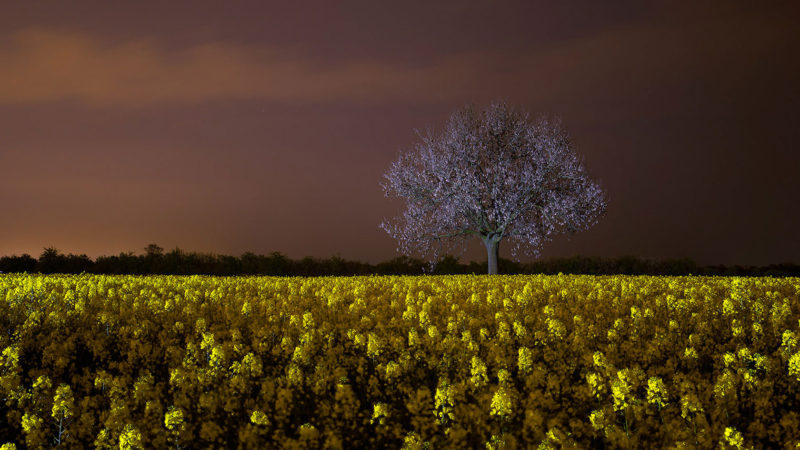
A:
[[0, 273, 798, 448]]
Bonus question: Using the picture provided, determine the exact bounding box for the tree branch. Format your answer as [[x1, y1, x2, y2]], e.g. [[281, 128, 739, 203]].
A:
[[430, 228, 478, 241]]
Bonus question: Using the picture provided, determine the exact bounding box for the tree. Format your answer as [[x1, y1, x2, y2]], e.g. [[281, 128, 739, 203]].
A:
[[380, 101, 607, 274], [143, 243, 164, 257], [38, 247, 66, 274]]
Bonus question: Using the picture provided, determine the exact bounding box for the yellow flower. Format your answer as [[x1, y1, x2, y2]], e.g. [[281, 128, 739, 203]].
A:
[[302, 311, 315, 329], [402, 305, 417, 321], [401, 432, 427, 450], [418, 309, 429, 327], [589, 409, 606, 431], [723, 427, 745, 449], [354, 333, 366, 347], [737, 347, 752, 362], [723, 352, 736, 368], [164, 406, 184, 431], [118, 423, 143, 449], [287, 364, 303, 386], [241, 352, 263, 377], [731, 319, 744, 338], [0, 346, 19, 369], [680, 392, 703, 420], [498, 369, 512, 386], [480, 328, 490, 341], [611, 377, 630, 411], [408, 329, 419, 347], [21, 412, 41, 433], [447, 318, 457, 334], [371, 402, 390, 425], [200, 331, 214, 350], [32, 375, 51, 390], [51, 384, 74, 420], [593, 352, 606, 369], [788, 352, 800, 381], [722, 298, 736, 316], [471, 356, 489, 388], [586, 372, 605, 398], [546, 318, 566, 339], [518, 347, 533, 374], [646, 377, 668, 408], [367, 333, 383, 358], [385, 361, 401, 380], [496, 320, 512, 341], [209, 345, 225, 368], [490, 386, 514, 419], [250, 410, 270, 426], [435, 379, 455, 424], [713, 370, 737, 401], [781, 330, 796, 354], [513, 321, 527, 339]]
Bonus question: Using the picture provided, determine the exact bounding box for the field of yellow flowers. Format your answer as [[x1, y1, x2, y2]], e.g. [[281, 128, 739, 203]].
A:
[[0, 273, 799, 448]]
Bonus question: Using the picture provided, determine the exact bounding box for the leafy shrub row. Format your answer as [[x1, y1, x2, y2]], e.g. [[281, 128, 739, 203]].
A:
[[3, 246, 799, 277]]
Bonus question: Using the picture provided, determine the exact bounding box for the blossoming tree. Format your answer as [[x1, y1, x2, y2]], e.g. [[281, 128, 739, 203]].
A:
[[380, 101, 607, 274]]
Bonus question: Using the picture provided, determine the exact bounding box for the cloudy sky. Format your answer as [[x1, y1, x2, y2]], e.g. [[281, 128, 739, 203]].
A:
[[0, 1, 798, 266]]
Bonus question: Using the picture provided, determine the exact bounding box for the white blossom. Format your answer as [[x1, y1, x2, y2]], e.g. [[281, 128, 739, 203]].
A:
[[380, 101, 606, 273]]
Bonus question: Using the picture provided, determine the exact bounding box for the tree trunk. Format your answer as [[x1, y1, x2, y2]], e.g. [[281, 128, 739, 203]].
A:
[[484, 237, 500, 275]]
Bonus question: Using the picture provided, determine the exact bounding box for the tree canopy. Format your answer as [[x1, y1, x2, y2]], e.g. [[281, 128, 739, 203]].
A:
[[380, 101, 607, 274]]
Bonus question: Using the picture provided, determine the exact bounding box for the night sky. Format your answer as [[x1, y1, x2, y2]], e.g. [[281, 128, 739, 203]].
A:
[[1, 1, 798, 267]]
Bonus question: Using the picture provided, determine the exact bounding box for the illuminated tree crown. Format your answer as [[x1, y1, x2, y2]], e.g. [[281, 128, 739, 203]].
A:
[[380, 101, 607, 274]]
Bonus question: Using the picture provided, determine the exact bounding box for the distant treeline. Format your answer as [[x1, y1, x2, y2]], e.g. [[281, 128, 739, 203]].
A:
[[0, 245, 798, 277]]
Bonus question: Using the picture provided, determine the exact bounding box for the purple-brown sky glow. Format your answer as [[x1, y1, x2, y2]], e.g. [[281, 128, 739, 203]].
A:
[[1, 1, 798, 266]]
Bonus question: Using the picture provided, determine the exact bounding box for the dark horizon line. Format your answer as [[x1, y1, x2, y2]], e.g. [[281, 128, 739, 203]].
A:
[[2, 245, 799, 269]]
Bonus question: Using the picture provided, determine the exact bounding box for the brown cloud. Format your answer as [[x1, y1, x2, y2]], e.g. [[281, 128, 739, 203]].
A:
[[0, 27, 490, 106], [0, 7, 794, 110]]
